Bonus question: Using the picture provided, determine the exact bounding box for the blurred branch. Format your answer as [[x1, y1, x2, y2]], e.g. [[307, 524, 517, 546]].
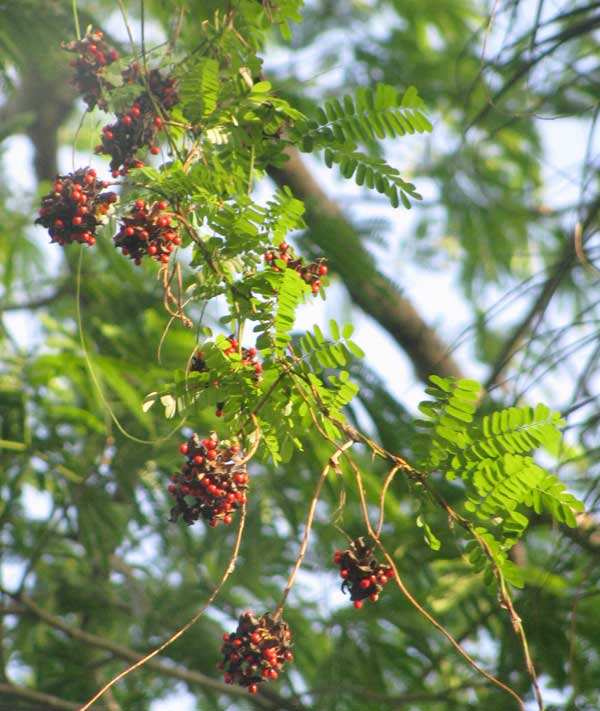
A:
[[6, 592, 306, 711], [269, 146, 465, 383], [0, 682, 84, 711], [0, 283, 70, 313], [468, 12, 600, 129], [485, 193, 600, 391]]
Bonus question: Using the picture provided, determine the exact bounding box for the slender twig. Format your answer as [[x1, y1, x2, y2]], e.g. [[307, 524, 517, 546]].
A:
[[273, 440, 354, 619], [248, 144, 255, 196], [75, 248, 185, 445], [345, 453, 527, 711], [375, 464, 401, 538], [71, 0, 81, 40], [78, 504, 247, 710]]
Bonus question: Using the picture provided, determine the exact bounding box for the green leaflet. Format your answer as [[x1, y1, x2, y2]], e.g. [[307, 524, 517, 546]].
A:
[[413, 375, 583, 587], [291, 84, 431, 208], [179, 57, 220, 124], [273, 267, 306, 355], [298, 319, 364, 375]]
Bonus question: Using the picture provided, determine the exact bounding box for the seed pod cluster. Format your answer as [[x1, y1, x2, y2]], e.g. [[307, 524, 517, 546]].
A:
[[63, 29, 119, 110], [95, 67, 178, 176], [264, 241, 328, 293], [36, 168, 117, 246], [168, 432, 249, 526], [219, 611, 293, 693], [114, 199, 180, 265], [334, 537, 394, 608]]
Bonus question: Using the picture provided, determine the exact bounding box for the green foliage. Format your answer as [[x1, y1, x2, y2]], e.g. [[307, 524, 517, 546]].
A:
[[292, 84, 431, 207], [414, 376, 584, 586], [179, 57, 220, 124], [0, 2, 597, 711]]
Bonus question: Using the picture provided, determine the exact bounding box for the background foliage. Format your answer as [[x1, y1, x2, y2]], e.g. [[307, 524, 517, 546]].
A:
[[0, 2, 599, 711]]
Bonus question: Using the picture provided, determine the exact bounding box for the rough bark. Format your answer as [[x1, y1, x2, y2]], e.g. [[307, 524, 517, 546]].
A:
[[268, 146, 465, 383]]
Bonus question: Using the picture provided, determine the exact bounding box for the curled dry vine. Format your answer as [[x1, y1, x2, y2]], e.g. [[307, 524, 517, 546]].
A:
[[28, 4, 586, 709]]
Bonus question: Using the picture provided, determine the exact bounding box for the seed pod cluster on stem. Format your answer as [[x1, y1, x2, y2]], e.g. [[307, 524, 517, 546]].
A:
[[168, 432, 249, 526], [36, 168, 117, 246], [63, 29, 120, 110], [219, 611, 293, 693], [334, 536, 394, 608], [95, 67, 178, 176], [114, 199, 180, 265]]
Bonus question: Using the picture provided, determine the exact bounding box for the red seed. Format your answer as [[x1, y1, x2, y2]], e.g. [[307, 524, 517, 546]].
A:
[[319, 264, 328, 275], [354, 600, 364, 609], [151, 146, 160, 155], [179, 443, 189, 455], [340, 569, 349, 578], [248, 684, 258, 694]]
